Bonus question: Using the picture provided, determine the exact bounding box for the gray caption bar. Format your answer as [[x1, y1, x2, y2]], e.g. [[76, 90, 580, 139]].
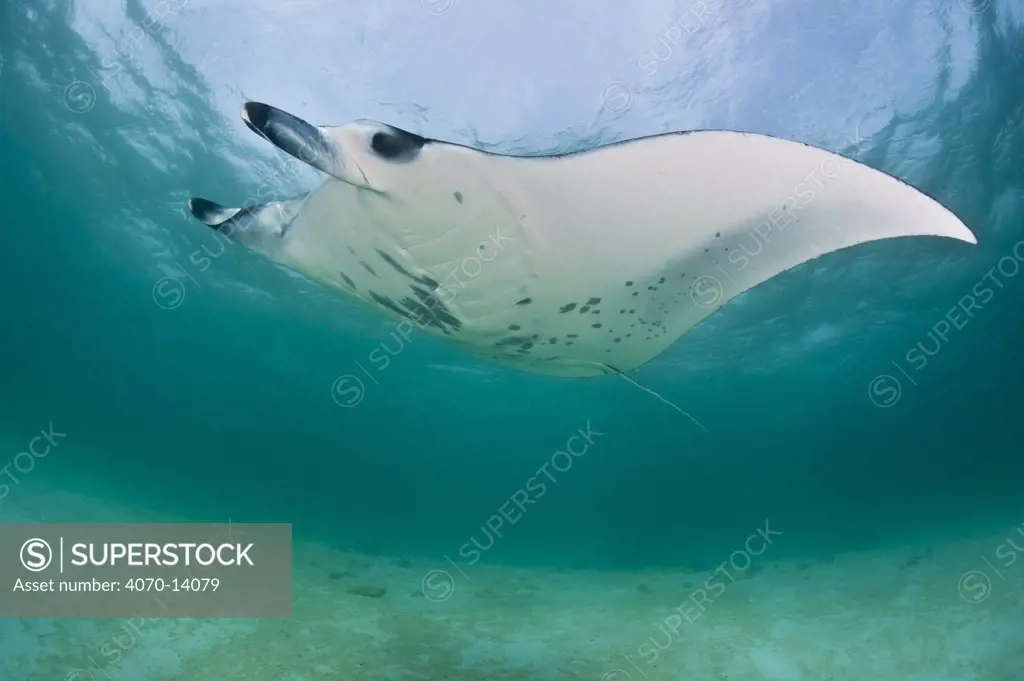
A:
[[0, 523, 292, 618]]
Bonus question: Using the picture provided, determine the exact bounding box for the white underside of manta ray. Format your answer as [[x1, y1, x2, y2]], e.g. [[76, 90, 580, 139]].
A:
[[188, 102, 977, 380]]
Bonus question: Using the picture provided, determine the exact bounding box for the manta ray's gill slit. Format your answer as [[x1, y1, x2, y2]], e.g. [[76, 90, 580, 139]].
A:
[[375, 248, 415, 278], [369, 291, 410, 319], [410, 289, 463, 332], [398, 296, 450, 334]]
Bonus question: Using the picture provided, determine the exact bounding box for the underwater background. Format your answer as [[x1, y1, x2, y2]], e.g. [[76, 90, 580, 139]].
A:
[[1, 0, 1023, 679]]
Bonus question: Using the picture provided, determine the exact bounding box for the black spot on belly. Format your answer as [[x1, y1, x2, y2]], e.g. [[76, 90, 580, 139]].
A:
[[497, 335, 536, 347], [579, 305, 591, 313], [361, 261, 379, 277], [559, 303, 577, 313], [516, 298, 532, 305], [339, 272, 356, 289], [586, 297, 601, 305], [592, 323, 602, 329], [508, 324, 521, 330], [453, 191, 464, 203]]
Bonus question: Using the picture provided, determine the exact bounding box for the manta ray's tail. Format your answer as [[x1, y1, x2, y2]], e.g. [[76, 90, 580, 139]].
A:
[[604, 365, 709, 432]]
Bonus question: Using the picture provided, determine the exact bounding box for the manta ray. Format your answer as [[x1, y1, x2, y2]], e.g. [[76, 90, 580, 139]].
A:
[[188, 102, 977, 388]]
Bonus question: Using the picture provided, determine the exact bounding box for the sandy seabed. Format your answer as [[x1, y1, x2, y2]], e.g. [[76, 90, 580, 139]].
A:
[[2, 486, 1021, 681]]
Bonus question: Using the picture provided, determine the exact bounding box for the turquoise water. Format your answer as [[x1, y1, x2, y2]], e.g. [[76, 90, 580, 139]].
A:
[[2, 0, 1024, 678]]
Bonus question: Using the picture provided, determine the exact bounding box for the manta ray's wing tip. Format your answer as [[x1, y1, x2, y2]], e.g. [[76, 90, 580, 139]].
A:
[[943, 217, 978, 245], [922, 198, 978, 246]]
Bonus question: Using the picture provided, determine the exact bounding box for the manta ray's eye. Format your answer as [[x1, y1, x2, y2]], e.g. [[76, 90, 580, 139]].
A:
[[370, 127, 427, 162]]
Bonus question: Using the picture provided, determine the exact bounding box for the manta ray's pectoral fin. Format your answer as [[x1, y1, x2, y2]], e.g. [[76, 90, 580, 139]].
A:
[[240, 102, 374, 190], [186, 195, 306, 255]]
